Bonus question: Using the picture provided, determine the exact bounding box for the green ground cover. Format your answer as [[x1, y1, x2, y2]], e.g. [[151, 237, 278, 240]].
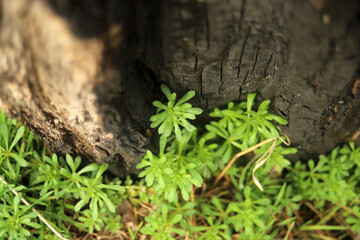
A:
[[0, 86, 359, 239]]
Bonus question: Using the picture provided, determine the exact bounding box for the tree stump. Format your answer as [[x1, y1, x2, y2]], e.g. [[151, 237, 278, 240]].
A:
[[0, 0, 359, 177]]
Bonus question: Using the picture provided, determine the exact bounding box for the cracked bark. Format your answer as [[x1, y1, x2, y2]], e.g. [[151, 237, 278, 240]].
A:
[[237, 26, 251, 78], [0, 0, 359, 177]]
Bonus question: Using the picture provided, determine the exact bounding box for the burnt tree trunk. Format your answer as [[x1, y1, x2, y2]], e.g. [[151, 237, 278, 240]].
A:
[[0, 0, 359, 177]]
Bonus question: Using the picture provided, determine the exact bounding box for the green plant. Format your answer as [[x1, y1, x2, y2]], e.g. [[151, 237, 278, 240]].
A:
[[344, 205, 360, 234], [206, 94, 288, 164], [288, 142, 358, 208], [136, 85, 360, 240], [137, 85, 203, 202], [226, 187, 272, 239], [192, 217, 231, 240], [273, 183, 302, 217], [137, 85, 298, 239], [73, 162, 124, 220], [78, 209, 105, 234], [140, 205, 186, 239], [0, 109, 125, 239], [0, 192, 40, 239], [150, 84, 203, 141], [1, 83, 359, 240]]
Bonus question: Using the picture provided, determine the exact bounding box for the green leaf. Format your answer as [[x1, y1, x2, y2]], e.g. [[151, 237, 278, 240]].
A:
[[103, 185, 125, 192], [170, 214, 183, 225], [176, 91, 195, 106], [9, 126, 25, 151], [174, 123, 182, 141], [0, 109, 5, 124], [180, 185, 190, 201], [258, 100, 270, 113], [145, 172, 155, 186], [23, 221, 41, 229], [91, 198, 99, 220], [14, 193, 21, 209], [181, 119, 196, 132], [78, 163, 100, 175], [150, 112, 167, 128], [163, 168, 174, 174], [75, 195, 91, 212], [60, 167, 71, 178], [22, 211, 38, 220], [277, 217, 296, 226], [169, 93, 177, 105], [247, 93, 256, 112], [265, 114, 288, 125], [161, 84, 172, 100], [9, 153, 28, 167], [300, 225, 350, 231], [66, 154, 76, 172], [187, 107, 203, 115], [162, 119, 173, 137], [274, 183, 286, 206], [173, 228, 187, 236], [93, 164, 108, 184], [1, 123, 9, 150], [153, 101, 166, 109]]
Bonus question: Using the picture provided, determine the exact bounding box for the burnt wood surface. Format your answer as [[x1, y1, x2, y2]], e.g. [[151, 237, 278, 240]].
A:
[[0, 0, 359, 176]]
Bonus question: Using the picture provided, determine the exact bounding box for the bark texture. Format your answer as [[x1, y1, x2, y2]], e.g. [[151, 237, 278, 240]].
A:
[[0, 0, 359, 176]]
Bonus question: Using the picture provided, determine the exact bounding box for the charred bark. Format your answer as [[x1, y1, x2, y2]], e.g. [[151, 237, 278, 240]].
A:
[[0, 0, 359, 176]]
